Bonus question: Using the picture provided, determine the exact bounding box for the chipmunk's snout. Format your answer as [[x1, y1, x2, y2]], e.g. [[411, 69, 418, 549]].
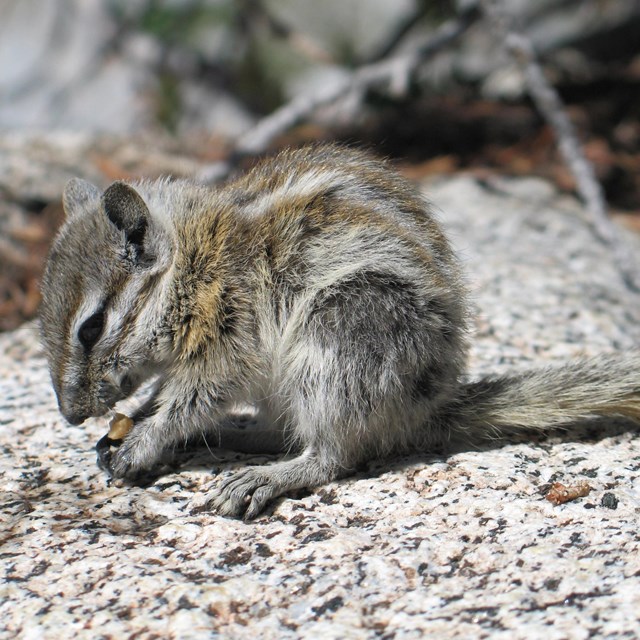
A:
[[56, 384, 109, 426], [62, 409, 89, 426], [57, 394, 91, 425]]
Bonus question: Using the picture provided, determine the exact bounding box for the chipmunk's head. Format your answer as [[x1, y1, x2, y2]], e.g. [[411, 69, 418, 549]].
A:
[[40, 178, 174, 425]]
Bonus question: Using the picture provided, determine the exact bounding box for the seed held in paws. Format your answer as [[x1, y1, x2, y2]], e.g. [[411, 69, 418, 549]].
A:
[[108, 413, 134, 440], [96, 413, 134, 473]]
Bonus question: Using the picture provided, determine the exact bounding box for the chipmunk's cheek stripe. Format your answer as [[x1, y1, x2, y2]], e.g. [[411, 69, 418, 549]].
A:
[[46, 274, 85, 397]]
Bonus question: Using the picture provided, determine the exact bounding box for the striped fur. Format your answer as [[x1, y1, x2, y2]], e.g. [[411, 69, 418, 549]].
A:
[[40, 144, 640, 519]]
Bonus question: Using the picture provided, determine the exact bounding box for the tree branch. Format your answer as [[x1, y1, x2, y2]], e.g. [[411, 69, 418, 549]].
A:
[[480, 0, 640, 292], [197, 5, 481, 183]]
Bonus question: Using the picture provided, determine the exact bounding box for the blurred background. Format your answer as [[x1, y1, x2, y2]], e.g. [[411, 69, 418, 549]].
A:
[[1, 0, 639, 330]]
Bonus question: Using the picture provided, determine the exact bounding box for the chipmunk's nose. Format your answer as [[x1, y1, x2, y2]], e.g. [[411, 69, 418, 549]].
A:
[[62, 408, 88, 426], [58, 397, 89, 425]]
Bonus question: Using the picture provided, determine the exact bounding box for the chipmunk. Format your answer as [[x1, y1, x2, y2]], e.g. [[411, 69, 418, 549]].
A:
[[40, 144, 640, 520]]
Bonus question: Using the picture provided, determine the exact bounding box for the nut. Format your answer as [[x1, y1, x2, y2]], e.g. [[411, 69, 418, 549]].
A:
[[108, 413, 134, 440]]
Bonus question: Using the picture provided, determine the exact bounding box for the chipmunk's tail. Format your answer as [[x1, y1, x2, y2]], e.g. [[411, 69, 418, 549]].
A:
[[446, 353, 640, 441]]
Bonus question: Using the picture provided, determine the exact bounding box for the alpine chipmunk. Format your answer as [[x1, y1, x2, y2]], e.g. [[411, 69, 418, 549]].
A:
[[40, 144, 640, 519]]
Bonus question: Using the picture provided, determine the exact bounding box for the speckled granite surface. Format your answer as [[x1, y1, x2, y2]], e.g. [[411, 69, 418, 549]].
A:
[[2, 175, 640, 639]]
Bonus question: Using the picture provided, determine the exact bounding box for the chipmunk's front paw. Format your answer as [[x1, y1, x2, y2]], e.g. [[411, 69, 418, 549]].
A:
[[96, 432, 159, 485], [108, 442, 142, 479]]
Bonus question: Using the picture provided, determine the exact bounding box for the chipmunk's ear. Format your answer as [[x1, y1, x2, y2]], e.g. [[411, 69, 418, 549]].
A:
[[62, 178, 101, 220], [102, 181, 150, 253]]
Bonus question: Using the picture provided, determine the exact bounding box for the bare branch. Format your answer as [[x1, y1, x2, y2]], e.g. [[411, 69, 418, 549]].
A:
[[242, 0, 335, 64], [197, 5, 480, 183], [364, 3, 431, 64], [480, 0, 640, 292]]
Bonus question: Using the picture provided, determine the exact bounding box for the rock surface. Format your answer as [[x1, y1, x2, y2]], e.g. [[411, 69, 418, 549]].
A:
[[2, 175, 640, 638]]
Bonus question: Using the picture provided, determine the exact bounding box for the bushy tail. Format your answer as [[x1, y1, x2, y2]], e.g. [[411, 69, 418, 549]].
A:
[[447, 353, 640, 441]]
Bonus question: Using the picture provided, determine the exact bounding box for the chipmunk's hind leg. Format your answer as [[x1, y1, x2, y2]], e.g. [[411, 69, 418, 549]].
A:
[[206, 449, 340, 519], [207, 266, 465, 519]]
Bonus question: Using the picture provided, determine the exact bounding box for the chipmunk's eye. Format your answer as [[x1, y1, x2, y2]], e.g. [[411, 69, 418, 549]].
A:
[[78, 312, 105, 350]]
